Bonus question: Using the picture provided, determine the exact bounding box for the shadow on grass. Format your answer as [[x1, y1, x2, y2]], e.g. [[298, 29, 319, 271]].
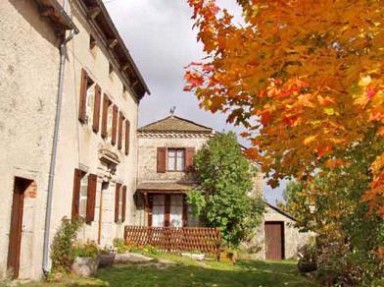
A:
[[97, 260, 318, 287]]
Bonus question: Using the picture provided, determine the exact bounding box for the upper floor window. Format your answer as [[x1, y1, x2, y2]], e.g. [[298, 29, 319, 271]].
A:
[[157, 147, 195, 173], [78, 69, 101, 133], [167, 149, 185, 171]]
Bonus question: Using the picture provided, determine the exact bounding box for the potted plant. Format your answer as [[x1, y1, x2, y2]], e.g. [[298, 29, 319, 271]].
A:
[[71, 241, 100, 277], [98, 246, 116, 268]]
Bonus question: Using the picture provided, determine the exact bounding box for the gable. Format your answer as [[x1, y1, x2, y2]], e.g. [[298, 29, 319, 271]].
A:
[[138, 115, 214, 133]]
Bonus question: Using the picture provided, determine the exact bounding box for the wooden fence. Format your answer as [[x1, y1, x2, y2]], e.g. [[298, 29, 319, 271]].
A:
[[124, 226, 221, 257]]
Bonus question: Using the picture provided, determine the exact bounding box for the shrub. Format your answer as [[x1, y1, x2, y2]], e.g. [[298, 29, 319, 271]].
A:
[[113, 238, 130, 254], [71, 241, 99, 259], [297, 239, 317, 273], [50, 217, 83, 272]]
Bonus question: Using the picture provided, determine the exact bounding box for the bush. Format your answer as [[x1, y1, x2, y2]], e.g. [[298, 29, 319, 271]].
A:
[[71, 241, 99, 259], [297, 239, 317, 273], [50, 217, 83, 272], [113, 238, 130, 254]]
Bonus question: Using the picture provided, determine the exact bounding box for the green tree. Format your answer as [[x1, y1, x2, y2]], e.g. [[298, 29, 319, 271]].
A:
[[282, 129, 384, 286], [187, 132, 264, 247]]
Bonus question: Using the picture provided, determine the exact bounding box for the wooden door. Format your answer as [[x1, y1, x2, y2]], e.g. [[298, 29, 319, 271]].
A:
[[265, 221, 285, 260], [7, 177, 31, 278]]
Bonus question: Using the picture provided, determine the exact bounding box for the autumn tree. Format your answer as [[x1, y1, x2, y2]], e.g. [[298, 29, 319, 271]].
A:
[[187, 132, 264, 247], [282, 130, 384, 285], [185, 0, 384, 214]]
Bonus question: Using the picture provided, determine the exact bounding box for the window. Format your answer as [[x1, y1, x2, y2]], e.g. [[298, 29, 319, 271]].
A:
[[118, 112, 125, 150], [167, 149, 185, 171], [115, 184, 127, 223], [107, 104, 113, 140], [72, 169, 97, 223], [79, 174, 88, 218], [101, 95, 111, 138], [157, 147, 194, 173], [78, 69, 102, 133]]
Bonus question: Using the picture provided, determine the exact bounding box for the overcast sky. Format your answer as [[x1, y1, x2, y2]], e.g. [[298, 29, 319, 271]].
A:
[[103, 0, 284, 205]]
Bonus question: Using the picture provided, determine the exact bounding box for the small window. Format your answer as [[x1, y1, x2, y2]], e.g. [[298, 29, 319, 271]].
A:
[[167, 149, 185, 171]]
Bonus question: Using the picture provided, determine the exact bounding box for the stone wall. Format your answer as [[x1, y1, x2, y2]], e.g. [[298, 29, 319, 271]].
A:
[[0, 0, 60, 279], [50, 0, 140, 248], [138, 134, 211, 183], [250, 205, 315, 260]]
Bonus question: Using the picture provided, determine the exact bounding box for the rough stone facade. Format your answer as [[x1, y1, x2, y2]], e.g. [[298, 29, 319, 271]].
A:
[[0, 0, 61, 279], [0, 0, 148, 279], [50, 0, 140, 247], [137, 131, 213, 226], [250, 205, 315, 260]]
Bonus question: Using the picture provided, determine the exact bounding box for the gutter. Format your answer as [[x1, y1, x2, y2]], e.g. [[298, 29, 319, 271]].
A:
[[42, 4, 79, 276]]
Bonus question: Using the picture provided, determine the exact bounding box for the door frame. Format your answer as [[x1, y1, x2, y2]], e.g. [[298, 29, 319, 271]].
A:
[[264, 221, 285, 260], [7, 177, 32, 278]]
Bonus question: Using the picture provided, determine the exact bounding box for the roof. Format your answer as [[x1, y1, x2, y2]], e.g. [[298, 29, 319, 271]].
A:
[[138, 115, 214, 133], [137, 182, 194, 193], [265, 202, 297, 221], [35, 0, 79, 33], [78, 0, 150, 99]]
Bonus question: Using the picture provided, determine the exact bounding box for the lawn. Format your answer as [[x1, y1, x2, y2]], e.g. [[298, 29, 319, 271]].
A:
[[17, 254, 319, 287]]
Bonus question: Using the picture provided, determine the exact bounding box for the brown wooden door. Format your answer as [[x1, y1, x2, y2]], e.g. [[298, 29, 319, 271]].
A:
[[7, 177, 31, 278], [265, 221, 285, 260]]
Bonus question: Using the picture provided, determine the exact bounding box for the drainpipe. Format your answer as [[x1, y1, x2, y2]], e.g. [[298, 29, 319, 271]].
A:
[[42, 26, 77, 277]]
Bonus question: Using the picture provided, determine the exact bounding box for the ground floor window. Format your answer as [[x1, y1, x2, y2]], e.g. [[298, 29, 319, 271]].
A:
[[149, 194, 187, 227]]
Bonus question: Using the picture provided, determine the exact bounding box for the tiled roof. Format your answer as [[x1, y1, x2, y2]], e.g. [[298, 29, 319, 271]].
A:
[[138, 115, 213, 133]]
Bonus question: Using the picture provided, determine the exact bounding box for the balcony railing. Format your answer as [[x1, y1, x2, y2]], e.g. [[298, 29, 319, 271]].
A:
[[124, 226, 221, 257]]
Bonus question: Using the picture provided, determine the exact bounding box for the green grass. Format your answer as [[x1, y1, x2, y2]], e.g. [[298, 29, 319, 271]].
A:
[[18, 254, 319, 287], [96, 254, 319, 287]]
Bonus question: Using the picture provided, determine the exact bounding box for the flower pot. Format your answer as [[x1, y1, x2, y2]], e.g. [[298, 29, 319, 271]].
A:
[[71, 256, 99, 277], [98, 253, 116, 268]]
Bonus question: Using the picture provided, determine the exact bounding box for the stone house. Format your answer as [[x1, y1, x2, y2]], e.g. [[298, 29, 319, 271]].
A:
[[136, 115, 214, 227], [136, 114, 313, 260], [1, 0, 149, 279]]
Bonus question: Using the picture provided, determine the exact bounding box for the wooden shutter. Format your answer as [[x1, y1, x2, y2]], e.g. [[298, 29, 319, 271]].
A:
[[157, 147, 167, 173], [182, 195, 188, 227], [125, 120, 130, 155], [78, 69, 88, 123], [72, 169, 83, 219], [118, 112, 124, 150], [92, 84, 101, 133], [115, 183, 122, 223], [185, 147, 195, 171], [148, 195, 153, 227], [122, 186, 127, 222], [101, 94, 109, 138], [86, 174, 97, 223], [111, 105, 118, 145]]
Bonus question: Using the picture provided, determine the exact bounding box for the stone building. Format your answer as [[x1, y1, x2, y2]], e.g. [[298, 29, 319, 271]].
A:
[[136, 114, 313, 260], [1, 0, 149, 279], [136, 115, 215, 227]]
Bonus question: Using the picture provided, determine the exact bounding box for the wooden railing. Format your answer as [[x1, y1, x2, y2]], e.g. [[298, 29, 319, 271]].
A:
[[124, 226, 221, 257]]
